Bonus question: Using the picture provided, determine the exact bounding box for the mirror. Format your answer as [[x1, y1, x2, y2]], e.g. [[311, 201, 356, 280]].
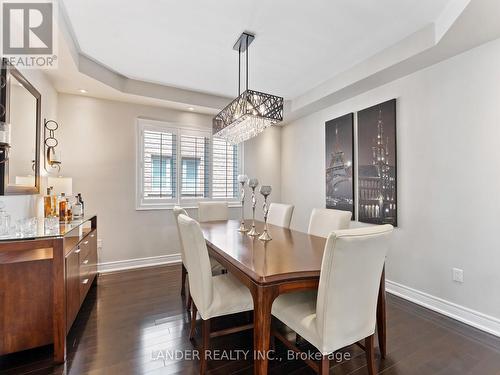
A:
[[0, 59, 41, 195], [9, 74, 37, 187]]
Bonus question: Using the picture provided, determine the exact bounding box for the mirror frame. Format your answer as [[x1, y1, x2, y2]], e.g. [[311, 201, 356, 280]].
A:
[[0, 59, 41, 195]]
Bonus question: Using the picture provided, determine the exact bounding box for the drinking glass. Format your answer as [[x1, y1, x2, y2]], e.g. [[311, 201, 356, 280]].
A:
[[0, 202, 11, 237], [17, 217, 38, 237], [44, 216, 60, 234]]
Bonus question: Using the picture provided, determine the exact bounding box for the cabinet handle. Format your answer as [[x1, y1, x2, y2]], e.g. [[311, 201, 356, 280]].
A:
[[83, 240, 89, 245], [83, 259, 89, 265], [75, 247, 81, 254], [82, 278, 89, 285], [90, 234, 95, 238]]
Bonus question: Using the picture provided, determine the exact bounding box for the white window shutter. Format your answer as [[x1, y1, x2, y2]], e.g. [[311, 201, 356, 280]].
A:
[[212, 136, 239, 199], [180, 134, 209, 198], [142, 129, 177, 200]]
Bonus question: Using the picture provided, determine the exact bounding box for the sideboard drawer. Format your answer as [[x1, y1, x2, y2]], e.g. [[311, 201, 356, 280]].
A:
[[67, 228, 98, 330], [79, 239, 91, 262], [66, 247, 81, 333], [79, 230, 97, 303], [80, 274, 92, 301]]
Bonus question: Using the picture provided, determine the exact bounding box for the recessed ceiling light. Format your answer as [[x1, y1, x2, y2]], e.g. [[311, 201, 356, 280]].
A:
[[78, 89, 87, 94], [187, 107, 195, 111]]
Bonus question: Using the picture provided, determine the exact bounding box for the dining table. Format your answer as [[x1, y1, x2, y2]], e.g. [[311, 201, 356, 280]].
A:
[[199, 219, 387, 375]]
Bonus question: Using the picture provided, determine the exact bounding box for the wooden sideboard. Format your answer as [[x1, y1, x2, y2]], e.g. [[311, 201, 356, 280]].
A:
[[0, 215, 97, 363]]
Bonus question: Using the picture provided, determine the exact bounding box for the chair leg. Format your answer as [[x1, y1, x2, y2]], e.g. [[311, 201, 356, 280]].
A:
[[318, 355, 329, 375], [181, 264, 187, 296], [377, 268, 386, 359], [185, 275, 191, 311], [200, 319, 211, 375], [270, 321, 276, 352], [365, 334, 376, 375], [245, 310, 252, 323], [296, 333, 303, 345], [189, 302, 198, 340]]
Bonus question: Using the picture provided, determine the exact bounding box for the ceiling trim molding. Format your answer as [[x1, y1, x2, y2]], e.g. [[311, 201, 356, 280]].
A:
[[284, 0, 479, 123], [435, 0, 471, 41], [58, 1, 231, 111], [289, 23, 438, 114]]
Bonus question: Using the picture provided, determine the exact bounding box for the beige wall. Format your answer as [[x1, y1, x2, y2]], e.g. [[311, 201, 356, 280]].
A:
[[57, 94, 281, 266], [281, 38, 500, 322], [243, 125, 282, 221]]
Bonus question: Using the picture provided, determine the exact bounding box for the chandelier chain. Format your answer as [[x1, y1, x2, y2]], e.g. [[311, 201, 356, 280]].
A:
[[238, 44, 241, 95], [246, 33, 249, 92]]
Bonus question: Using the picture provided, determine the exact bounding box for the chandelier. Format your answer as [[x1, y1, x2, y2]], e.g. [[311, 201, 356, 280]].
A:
[[213, 32, 283, 144]]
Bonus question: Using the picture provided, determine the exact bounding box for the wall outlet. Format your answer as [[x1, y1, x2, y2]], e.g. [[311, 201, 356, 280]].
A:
[[97, 239, 103, 249], [452, 268, 464, 283]]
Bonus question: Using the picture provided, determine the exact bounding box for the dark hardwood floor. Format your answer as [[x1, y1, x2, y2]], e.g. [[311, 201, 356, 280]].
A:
[[1, 265, 499, 375]]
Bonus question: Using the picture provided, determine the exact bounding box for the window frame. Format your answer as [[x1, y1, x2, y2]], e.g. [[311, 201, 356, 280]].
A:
[[136, 118, 243, 210]]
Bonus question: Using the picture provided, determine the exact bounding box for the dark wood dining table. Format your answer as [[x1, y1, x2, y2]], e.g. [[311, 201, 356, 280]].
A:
[[200, 219, 386, 375]]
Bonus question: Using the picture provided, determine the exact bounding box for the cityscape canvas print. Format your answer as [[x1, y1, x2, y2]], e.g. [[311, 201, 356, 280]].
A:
[[357, 99, 397, 226], [325, 113, 355, 218]]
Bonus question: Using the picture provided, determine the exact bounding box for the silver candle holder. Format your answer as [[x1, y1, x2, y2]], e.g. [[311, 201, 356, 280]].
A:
[[258, 185, 272, 241], [237, 174, 249, 232], [247, 178, 260, 236]]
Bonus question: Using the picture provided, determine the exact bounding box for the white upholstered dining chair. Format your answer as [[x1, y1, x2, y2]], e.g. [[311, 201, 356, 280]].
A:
[[173, 207, 225, 308], [271, 224, 393, 375], [198, 201, 229, 222], [196, 202, 227, 275], [267, 203, 294, 228], [307, 208, 352, 237], [177, 214, 254, 375]]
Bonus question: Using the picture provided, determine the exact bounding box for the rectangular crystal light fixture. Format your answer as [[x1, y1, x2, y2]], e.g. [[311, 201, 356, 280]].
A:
[[213, 89, 283, 144]]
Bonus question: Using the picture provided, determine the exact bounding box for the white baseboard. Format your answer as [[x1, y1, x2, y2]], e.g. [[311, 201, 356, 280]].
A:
[[98, 254, 181, 274], [386, 279, 500, 337]]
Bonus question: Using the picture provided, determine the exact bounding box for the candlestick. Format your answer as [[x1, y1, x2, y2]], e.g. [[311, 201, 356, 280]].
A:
[[247, 178, 260, 236], [237, 174, 248, 232], [258, 185, 272, 241]]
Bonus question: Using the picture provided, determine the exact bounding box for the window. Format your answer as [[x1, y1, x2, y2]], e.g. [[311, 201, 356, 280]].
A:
[[136, 119, 241, 209]]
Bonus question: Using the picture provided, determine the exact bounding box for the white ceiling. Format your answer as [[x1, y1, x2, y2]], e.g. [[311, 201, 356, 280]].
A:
[[62, 0, 453, 100]]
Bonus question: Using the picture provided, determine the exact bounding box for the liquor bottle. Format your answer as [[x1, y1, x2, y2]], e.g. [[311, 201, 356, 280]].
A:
[[44, 187, 53, 218], [59, 193, 67, 222], [77, 193, 84, 217], [51, 188, 58, 217], [72, 195, 83, 219], [67, 197, 73, 222]]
